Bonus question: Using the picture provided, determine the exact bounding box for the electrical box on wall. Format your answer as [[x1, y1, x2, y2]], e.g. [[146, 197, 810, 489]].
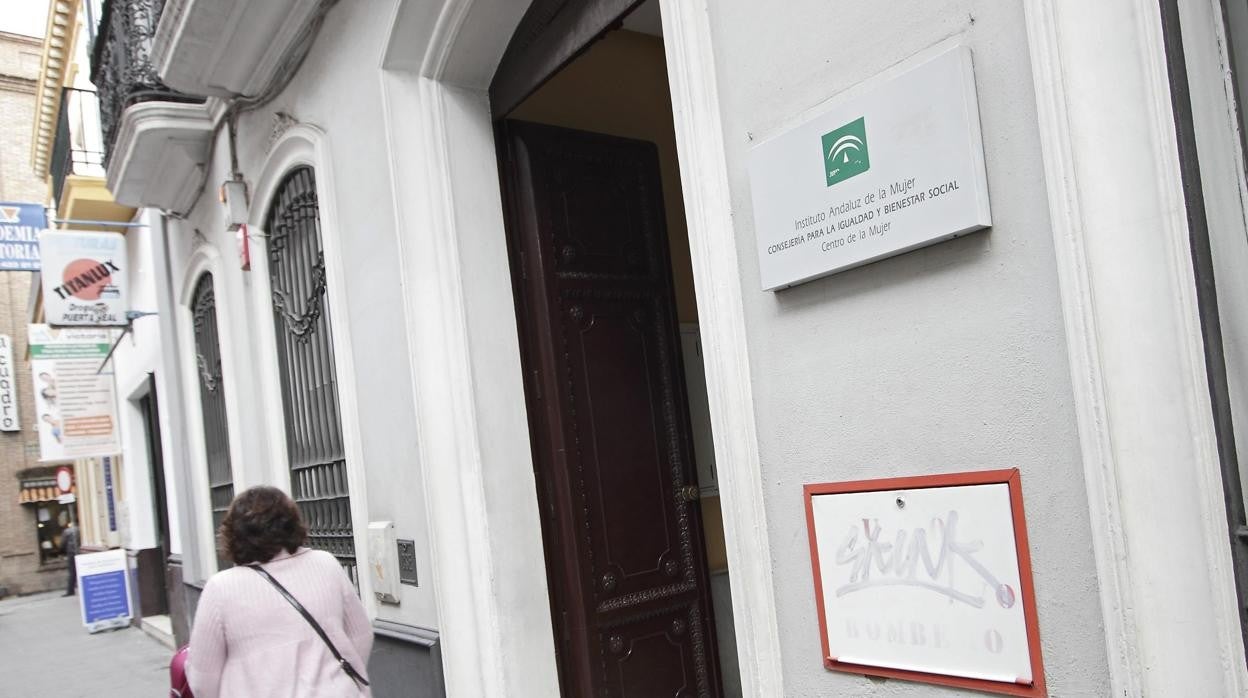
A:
[[219, 179, 249, 232], [367, 521, 400, 604]]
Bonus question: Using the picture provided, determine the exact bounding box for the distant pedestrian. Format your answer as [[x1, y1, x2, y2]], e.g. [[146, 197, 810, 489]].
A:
[[61, 521, 79, 597], [187, 486, 372, 697]]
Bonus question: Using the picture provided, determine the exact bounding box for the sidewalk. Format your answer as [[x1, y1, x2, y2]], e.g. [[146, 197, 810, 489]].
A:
[[0, 591, 169, 697]]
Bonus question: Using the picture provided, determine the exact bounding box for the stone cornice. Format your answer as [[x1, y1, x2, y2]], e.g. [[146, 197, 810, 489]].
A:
[[0, 74, 37, 94], [0, 31, 44, 48], [31, 0, 79, 177]]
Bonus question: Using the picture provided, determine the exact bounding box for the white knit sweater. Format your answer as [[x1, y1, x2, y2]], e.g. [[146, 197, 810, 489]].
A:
[[187, 547, 373, 698]]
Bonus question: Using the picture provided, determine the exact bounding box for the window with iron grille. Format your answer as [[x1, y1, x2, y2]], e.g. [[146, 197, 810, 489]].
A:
[[192, 273, 234, 572], [265, 166, 358, 586]]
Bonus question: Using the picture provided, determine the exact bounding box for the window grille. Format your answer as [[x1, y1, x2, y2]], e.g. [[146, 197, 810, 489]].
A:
[[265, 166, 357, 585], [192, 273, 234, 571]]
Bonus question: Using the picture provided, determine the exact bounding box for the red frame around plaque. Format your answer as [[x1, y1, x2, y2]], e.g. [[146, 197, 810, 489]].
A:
[[803, 468, 1046, 697]]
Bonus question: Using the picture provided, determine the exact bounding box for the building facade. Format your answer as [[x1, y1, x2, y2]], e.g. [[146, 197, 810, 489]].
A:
[[0, 0, 182, 649], [0, 28, 62, 598], [28, 0, 182, 644], [91, 0, 1248, 695]]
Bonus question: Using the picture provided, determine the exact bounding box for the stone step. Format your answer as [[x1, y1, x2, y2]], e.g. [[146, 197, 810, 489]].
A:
[[140, 614, 175, 650]]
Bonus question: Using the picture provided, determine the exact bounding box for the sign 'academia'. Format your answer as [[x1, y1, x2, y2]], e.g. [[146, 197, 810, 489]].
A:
[[0, 203, 46, 271], [748, 43, 992, 291]]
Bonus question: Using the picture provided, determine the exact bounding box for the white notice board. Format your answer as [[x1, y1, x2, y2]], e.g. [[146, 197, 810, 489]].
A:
[[803, 469, 1044, 696], [748, 42, 991, 290], [76, 548, 132, 633]]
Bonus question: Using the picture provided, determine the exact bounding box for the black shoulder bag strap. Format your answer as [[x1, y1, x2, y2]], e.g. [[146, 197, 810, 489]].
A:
[[247, 564, 370, 688]]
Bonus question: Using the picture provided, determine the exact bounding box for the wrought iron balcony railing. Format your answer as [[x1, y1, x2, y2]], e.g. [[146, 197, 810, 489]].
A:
[[89, 0, 204, 167], [50, 88, 107, 206]]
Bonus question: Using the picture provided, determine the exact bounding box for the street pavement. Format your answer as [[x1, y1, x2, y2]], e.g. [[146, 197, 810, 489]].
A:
[[0, 591, 169, 697]]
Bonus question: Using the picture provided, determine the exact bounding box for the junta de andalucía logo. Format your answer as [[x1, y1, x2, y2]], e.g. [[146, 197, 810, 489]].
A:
[[822, 117, 870, 187]]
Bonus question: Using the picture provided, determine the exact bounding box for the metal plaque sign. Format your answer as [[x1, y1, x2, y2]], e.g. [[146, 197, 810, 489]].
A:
[[0, 203, 45, 271], [39, 230, 128, 326], [749, 44, 991, 290], [397, 539, 419, 586], [0, 334, 19, 431], [804, 469, 1044, 696]]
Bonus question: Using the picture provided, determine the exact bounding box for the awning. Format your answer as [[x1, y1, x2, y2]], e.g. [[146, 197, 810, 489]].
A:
[[18, 477, 74, 504]]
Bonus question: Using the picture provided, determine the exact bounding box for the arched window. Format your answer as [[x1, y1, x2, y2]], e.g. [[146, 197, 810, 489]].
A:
[[191, 272, 234, 571], [265, 166, 357, 583]]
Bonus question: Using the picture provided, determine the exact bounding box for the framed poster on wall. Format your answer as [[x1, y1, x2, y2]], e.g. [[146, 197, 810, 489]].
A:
[[803, 468, 1045, 696]]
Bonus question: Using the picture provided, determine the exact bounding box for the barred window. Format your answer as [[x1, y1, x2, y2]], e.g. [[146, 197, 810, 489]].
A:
[[191, 272, 234, 571], [265, 166, 357, 585]]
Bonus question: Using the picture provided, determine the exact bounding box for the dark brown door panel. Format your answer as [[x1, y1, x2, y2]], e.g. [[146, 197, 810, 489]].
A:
[[499, 120, 722, 698]]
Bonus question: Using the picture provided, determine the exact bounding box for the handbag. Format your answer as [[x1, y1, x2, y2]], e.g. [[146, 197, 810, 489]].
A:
[[248, 564, 370, 689], [170, 644, 193, 697]]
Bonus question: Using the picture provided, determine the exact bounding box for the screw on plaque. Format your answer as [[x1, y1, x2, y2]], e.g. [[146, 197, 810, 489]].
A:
[[896, 495, 906, 509]]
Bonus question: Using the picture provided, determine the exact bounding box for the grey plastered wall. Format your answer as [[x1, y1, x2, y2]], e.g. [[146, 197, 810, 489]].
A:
[[706, 1, 1110, 695]]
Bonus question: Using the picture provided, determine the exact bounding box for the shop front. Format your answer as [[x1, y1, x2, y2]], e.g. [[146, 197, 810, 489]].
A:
[[7, 467, 79, 595], [17, 470, 77, 565]]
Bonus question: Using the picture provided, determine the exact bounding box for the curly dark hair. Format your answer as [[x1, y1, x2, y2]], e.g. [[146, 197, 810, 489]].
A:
[[219, 486, 307, 565]]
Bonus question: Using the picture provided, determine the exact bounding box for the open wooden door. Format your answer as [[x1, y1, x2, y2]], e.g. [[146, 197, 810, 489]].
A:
[[499, 120, 724, 697]]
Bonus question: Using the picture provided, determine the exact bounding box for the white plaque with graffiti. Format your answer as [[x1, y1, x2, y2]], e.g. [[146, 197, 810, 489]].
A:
[[804, 469, 1044, 696]]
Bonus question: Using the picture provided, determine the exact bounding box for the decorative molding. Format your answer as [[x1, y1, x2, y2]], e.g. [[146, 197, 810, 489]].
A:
[[31, 0, 78, 175], [0, 74, 38, 94], [1176, 0, 1248, 675], [400, 73, 532, 698], [1021, 2, 1140, 691], [1024, 0, 1247, 694], [657, 0, 786, 694], [267, 112, 300, 154], [380, 2, 557, 697]]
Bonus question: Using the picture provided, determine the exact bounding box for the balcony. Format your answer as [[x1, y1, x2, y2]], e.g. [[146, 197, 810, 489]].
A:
[[152, 0, 328, 98], [49, 87, 135, 228], [50, 89, 105, 206], [90, 0, 214, 213]]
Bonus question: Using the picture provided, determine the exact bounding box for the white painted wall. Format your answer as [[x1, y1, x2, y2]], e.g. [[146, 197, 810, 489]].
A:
[[161, 1, 437, 629], [1184, 0, 1248, 513], [1029, 0, 1248, 692], [146, 0, 1248, 694], [704, 1, 1110, 694], [111, 209, 182, 557]]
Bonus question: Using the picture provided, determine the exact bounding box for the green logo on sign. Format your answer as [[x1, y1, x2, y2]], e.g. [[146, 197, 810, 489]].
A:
[[822, 117, 869, 187]]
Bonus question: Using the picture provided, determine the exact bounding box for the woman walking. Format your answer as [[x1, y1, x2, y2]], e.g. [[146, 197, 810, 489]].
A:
[[187, 486, 372, 697]]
